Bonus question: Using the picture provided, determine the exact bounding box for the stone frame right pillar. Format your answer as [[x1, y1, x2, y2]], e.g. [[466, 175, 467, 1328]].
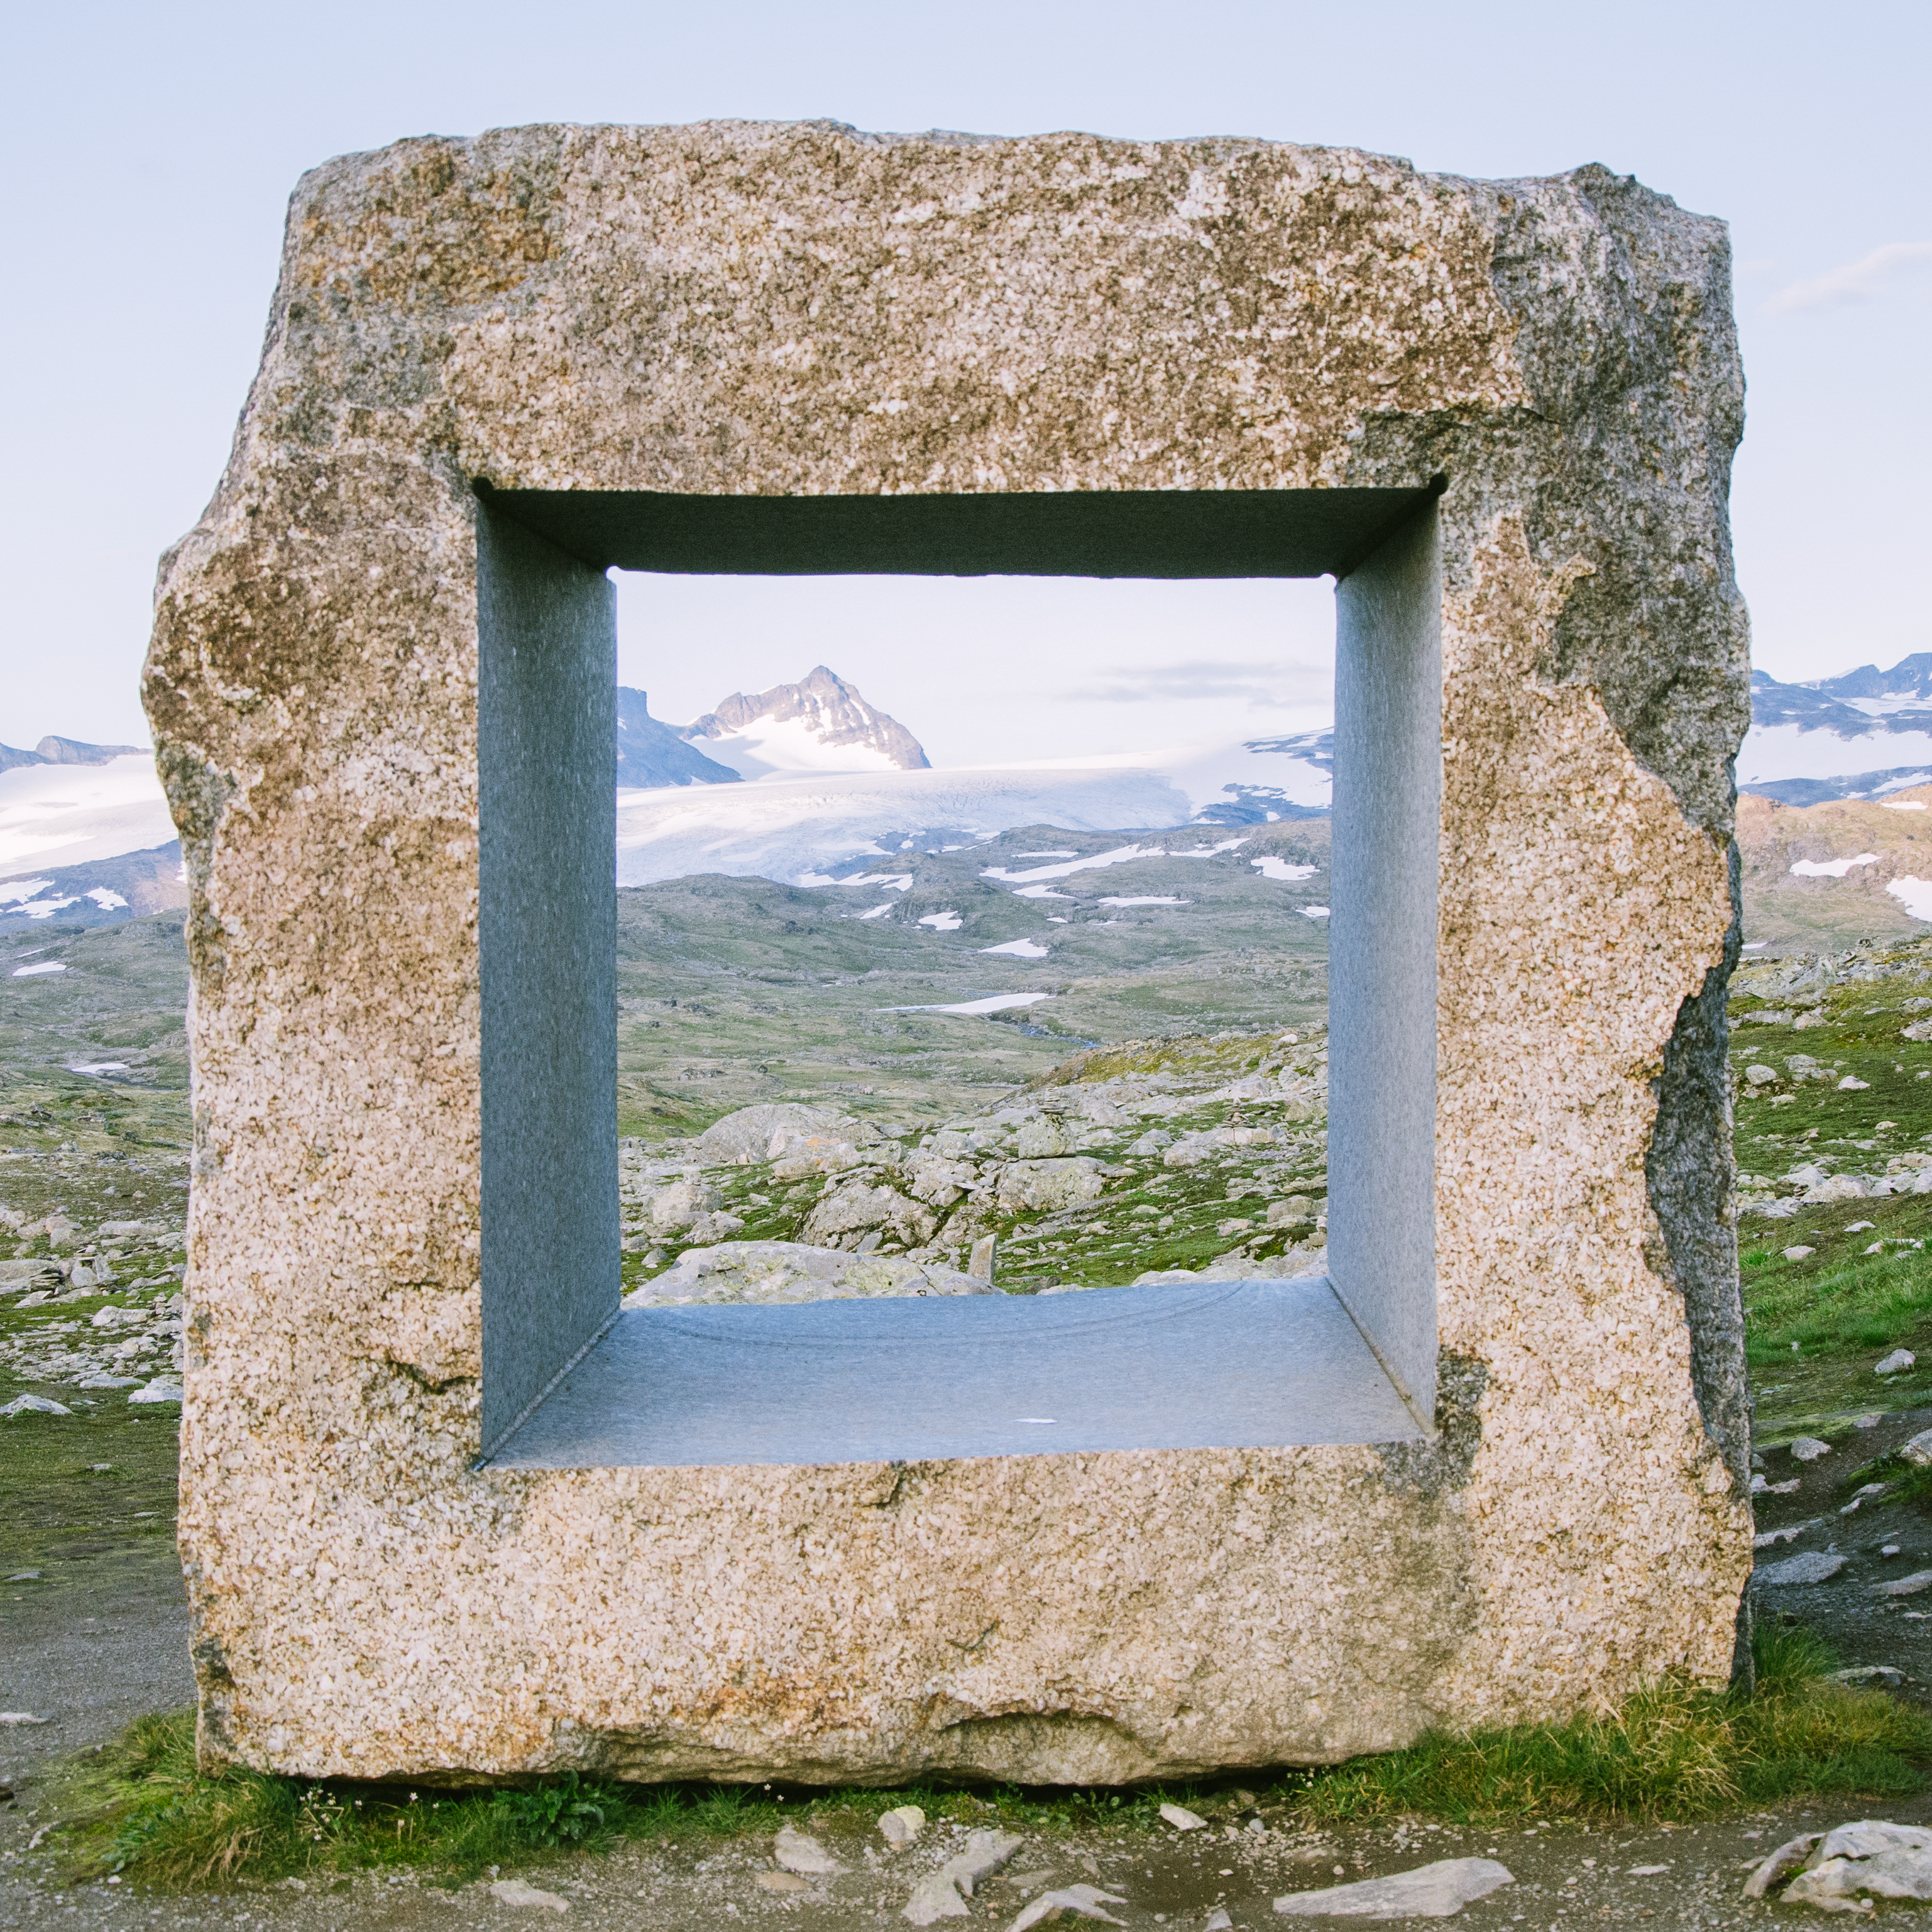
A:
[[1331, 498, 1442, 1424]]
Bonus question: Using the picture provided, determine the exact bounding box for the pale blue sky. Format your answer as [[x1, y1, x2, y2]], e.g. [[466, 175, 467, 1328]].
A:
[[4, 0, 1925, 757]]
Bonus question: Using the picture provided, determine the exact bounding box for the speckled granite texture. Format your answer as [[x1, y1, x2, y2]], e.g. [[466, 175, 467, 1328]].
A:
[[145, 121, 1752, 1784]]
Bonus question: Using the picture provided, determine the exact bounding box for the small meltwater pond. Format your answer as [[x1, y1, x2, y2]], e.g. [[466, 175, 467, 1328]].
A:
[[486, 1275, 1426, 1469]]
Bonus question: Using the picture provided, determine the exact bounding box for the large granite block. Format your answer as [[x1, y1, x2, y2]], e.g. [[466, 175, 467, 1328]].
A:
[[145, 123, 1752, 1784]]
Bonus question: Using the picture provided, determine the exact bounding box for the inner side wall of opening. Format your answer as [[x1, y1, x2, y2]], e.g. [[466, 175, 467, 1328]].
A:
[[475, 490, 1442, 1455]]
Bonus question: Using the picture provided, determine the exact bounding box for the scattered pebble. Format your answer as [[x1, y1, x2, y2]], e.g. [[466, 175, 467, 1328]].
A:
[[1783, 1246, 1815, 1261], [879, 1804, 927, 1846], [1159, 1803, 1208, 1831], [1273, 1857, 1514, 1919], [774, 1823, 840, 1875], [755, 1872, 809, 1894], [1790, 1436, 1833, 1461], [1006, 1884, 1127, 1930], [486, 1878, 569, 1913]]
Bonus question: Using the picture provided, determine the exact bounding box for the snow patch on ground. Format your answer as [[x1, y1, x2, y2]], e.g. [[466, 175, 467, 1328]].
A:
[[11, 962, 67, 977], [984, 843, 1167, 885], [917, 909, 963, 931], [1097, 896, 1188, 907], [1889, 878, 1932, 921], [679, 713, 908, 781], [84, 887, 128, 909], [1012, 884, 1071, 899], [1251, 856, 1319, 882], [617, 766, 1198, 887], [1884, 801, 1929, 811], [1300, 906, 1331, 920], [884, 992, 1054, 1016], [0, 755, 172, 873], [1791, 852, 1881, 878], [0, 879, 53, 904], [1742, 722, 1932, 786], [980, 938, 1050, 957], [613, 740, 1335, 889], [858, 904, 894, 919]]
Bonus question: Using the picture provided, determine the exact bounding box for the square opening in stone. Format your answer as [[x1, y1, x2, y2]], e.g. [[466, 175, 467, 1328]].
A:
[[474, 486, 1441, 1468]]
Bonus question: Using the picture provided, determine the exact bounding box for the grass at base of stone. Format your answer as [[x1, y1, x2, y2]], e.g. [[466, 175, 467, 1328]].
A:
[[54, 1628, 1932, 1891], [52, 1715, 1200, 1892], [1292, 1624, 1932, 1827]]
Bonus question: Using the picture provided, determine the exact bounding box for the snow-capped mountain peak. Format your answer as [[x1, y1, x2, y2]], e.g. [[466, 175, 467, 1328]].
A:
[[680, 666, 931, 779]]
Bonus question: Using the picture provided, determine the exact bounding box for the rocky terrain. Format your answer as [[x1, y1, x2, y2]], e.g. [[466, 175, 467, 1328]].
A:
[[612, 1030, 1329, 1304]]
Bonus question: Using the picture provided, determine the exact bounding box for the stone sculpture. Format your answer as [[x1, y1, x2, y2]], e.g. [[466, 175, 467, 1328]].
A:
[[146, 122, 1752, 1783]]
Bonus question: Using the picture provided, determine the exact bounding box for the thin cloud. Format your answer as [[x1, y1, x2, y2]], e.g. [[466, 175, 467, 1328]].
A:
[[1769, 242, 1932, 315], [1058, 659, 1318, 706]]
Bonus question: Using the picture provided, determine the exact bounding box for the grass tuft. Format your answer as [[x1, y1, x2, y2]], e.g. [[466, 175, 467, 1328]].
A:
[[1289, 1622, 1932, 1826], [1743, 1244, 1932, 1364]]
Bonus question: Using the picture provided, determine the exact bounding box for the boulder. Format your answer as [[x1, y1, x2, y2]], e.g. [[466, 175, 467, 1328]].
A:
[[995, 1158, 1107, 1212], [771, 1137, 864, 1180], [0, 1260, 60, 1293], [96, 1220, 162, 1242], [623, 1241, 992, 1307], [905, 1156, 975, 1207], [1, 1393, 71, 1417], [696, 1103, 841, 1166], [1013, 1118, 1073, 1158], [1777, 1821, 1932, 1908], [1803, 1174, 1868, 1203], [801, 1180, 938, 1249], [646, 1176, 718, 1229]]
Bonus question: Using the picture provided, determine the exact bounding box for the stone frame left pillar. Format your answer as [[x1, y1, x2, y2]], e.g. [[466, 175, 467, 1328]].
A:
[[475, 502, 618, 1456]]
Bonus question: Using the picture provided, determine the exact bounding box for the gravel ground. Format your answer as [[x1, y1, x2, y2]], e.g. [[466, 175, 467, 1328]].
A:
[[9, 1791, 1932, 1928]]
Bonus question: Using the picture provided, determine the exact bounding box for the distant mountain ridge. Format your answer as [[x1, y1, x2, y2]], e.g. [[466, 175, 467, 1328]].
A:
[[615, 689, 741, 788], [1743, 655, 1932, 805], [0, 735, 148, 774], [681, 666, 930, 778], [1, 842, 185, 930]]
